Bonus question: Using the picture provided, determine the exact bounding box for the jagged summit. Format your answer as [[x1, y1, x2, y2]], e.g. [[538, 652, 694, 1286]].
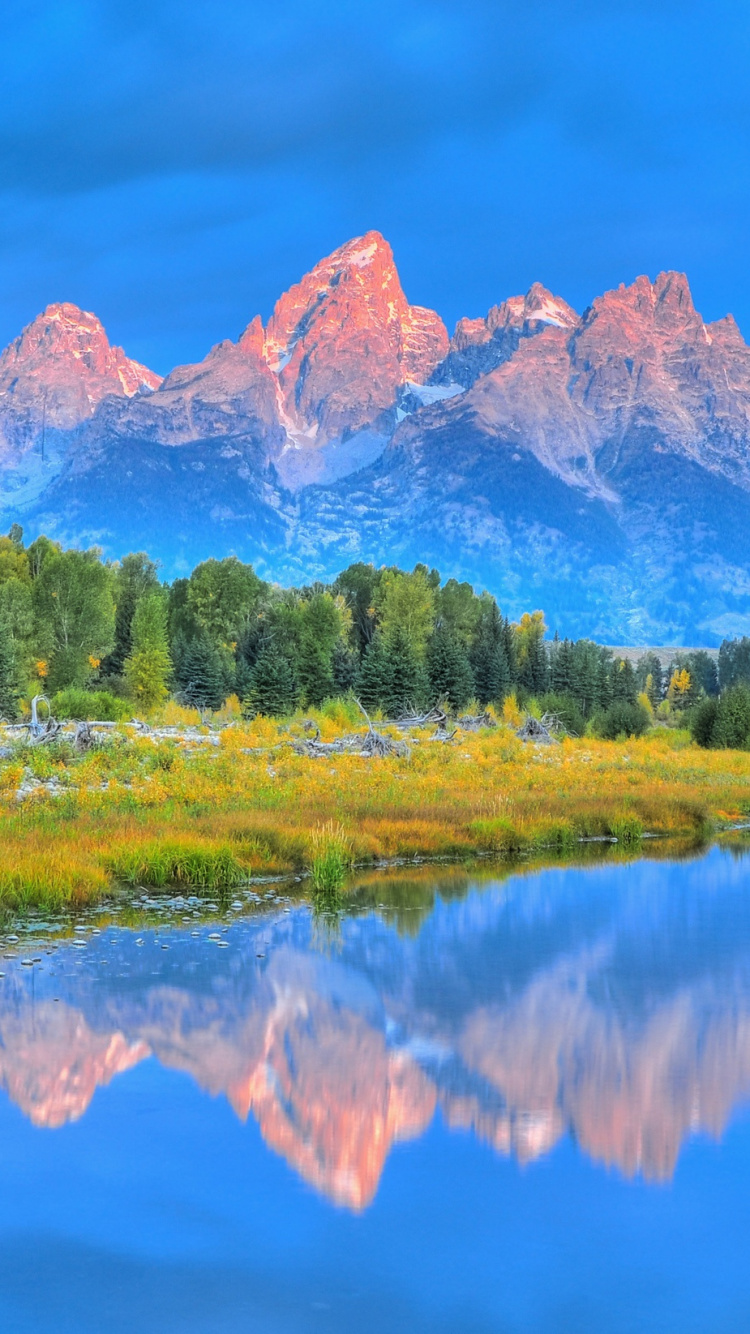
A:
[[0, 301, 161, 468], [264, 229, 448, 449], [5, 247, 750, 641], [0, 302, 161, 398]]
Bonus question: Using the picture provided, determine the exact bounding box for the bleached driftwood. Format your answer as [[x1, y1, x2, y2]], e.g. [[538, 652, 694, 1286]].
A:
[[516, 715, 556, 744]]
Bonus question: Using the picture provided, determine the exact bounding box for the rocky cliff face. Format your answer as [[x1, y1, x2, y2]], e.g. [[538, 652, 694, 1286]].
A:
[[6, 248, 750, 640], [264, 230, 448, 454], [0, 302, 160, 461]]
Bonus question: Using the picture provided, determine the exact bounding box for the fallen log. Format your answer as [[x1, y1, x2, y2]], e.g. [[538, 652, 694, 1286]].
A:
[[456, 711, 498, 731]]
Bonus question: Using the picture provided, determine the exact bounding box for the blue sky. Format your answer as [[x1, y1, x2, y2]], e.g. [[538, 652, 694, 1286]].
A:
[[1, 0, 749, 374]]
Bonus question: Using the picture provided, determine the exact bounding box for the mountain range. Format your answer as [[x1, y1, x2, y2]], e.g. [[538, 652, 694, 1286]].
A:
[[2, 232, 750, 642]]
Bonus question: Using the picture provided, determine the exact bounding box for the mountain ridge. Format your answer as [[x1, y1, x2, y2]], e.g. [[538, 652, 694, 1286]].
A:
[[2, 235, 750, 642]]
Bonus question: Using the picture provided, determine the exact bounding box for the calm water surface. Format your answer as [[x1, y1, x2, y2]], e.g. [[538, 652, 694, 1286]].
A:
[[1, 847, 750, 1332]]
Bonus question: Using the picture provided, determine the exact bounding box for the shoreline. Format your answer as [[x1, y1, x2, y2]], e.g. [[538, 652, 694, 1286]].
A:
[[2, 711, 749, 909]]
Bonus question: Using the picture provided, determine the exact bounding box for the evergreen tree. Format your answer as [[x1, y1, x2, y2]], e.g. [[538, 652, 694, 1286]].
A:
[[101, 552, 160, 679], [332, 639, 358, 694], [690, 697, 720, 748], [568, 640, 601, 717], [708, 685, 750, 749], [174, 633, 226, 710], [124, 592, 172, 710], [719, 637, 750, 690], [501, 615, 518, 687], [0, 619, 19, 720], [517, 624, 549, 695], [686, 650, 719, 697], [471, 601, 511, 705], [244, 642, 297, 717], [550, 639, 575, 696], [356, 633, 393, 713], [384, 625, 429, 716], [636, 652, 664, 706], [333, 563, 380, 654], [428, 625, 474, 711], [296, 593, 342, 706], [610, 658, 638, 705]]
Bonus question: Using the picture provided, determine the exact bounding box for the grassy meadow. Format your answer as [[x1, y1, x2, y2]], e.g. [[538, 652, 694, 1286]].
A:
[[1, 696, 749, 912]]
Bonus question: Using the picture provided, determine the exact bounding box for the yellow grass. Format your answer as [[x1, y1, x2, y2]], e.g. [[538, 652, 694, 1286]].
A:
[[0, 715, 747, 908]]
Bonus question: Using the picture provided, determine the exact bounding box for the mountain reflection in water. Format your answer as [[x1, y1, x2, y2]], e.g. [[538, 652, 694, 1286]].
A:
[[2, 846, 750, 1210]]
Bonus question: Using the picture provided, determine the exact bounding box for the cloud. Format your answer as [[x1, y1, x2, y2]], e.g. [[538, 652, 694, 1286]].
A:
[[0, 0, 553, 194], [0, 0, 749, 372]]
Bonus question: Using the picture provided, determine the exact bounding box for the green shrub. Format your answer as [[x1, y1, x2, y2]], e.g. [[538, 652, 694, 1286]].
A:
[[689, 697, 720, 748], [711, 685, 750, 750], [592, 700, 651, 740], [538, 693, 586, 738], [52, 688, 131, 722]]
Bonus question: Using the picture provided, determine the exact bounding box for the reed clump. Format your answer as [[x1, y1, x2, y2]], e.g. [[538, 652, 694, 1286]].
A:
[[107, 840, 246, 889], [309, 821, 353, 905]]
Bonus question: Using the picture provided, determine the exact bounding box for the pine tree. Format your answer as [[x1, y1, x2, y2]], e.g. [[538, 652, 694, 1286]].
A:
[[332, 640, 358, 694], [384, 625, 429, 716], [550, 639, 574, 695], [244, 642, 297, 717], [568, 640, 600, 717], [124, 593, 172, 711], [594, 651, 613, 711], [501, 616, 518, 687], [0, 619, 19, 720], [356, 633, 393, 713], [636, 651, 664, 705], [174, 633, 226, 710], [471, 602, 511, 705], [428, 626, 474, 711], [517, 630, 549, 695], [102, 552, 160, 679], [610, 657, 638, 705]]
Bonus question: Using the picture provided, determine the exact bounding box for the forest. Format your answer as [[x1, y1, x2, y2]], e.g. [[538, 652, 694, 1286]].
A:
[[1, 525, 749, 746]]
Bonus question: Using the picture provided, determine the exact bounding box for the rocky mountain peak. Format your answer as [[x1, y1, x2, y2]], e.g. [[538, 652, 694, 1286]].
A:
[[0, 302, 161, 397], [263, 230, 448, 445], [0, 301, 161, 464], [435, 282, 579, 389]]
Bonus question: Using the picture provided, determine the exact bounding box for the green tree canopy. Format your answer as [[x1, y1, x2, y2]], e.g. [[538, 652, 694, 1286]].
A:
[[32, 548, 116, 691], [124, 591, 172, 710], [435, 579, 482, 649], [375, 568, 435, 659], [296, 592, 349, 707], [104, 552, 161, 677], [0, 618, 20, 720], [333, 562, 381, 654], [186, 557, 264, 650], [471, 598, 511, 705], [174, 632, 227, 711]]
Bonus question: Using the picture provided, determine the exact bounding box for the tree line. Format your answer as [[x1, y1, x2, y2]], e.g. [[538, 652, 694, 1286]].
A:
[[0, 525, 748, 742]]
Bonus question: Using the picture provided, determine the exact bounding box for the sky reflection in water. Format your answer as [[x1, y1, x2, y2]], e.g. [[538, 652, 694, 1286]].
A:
[[1, 847, 750, 1331]]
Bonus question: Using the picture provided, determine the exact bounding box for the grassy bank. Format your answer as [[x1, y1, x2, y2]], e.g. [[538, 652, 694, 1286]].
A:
[[0, 707, 748, 909]]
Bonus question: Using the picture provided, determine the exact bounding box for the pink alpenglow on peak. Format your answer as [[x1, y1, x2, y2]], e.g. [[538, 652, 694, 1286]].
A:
[[264, 230, 449, 442], [451, 282, 579, 353], [0, 302, 161, 460]]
